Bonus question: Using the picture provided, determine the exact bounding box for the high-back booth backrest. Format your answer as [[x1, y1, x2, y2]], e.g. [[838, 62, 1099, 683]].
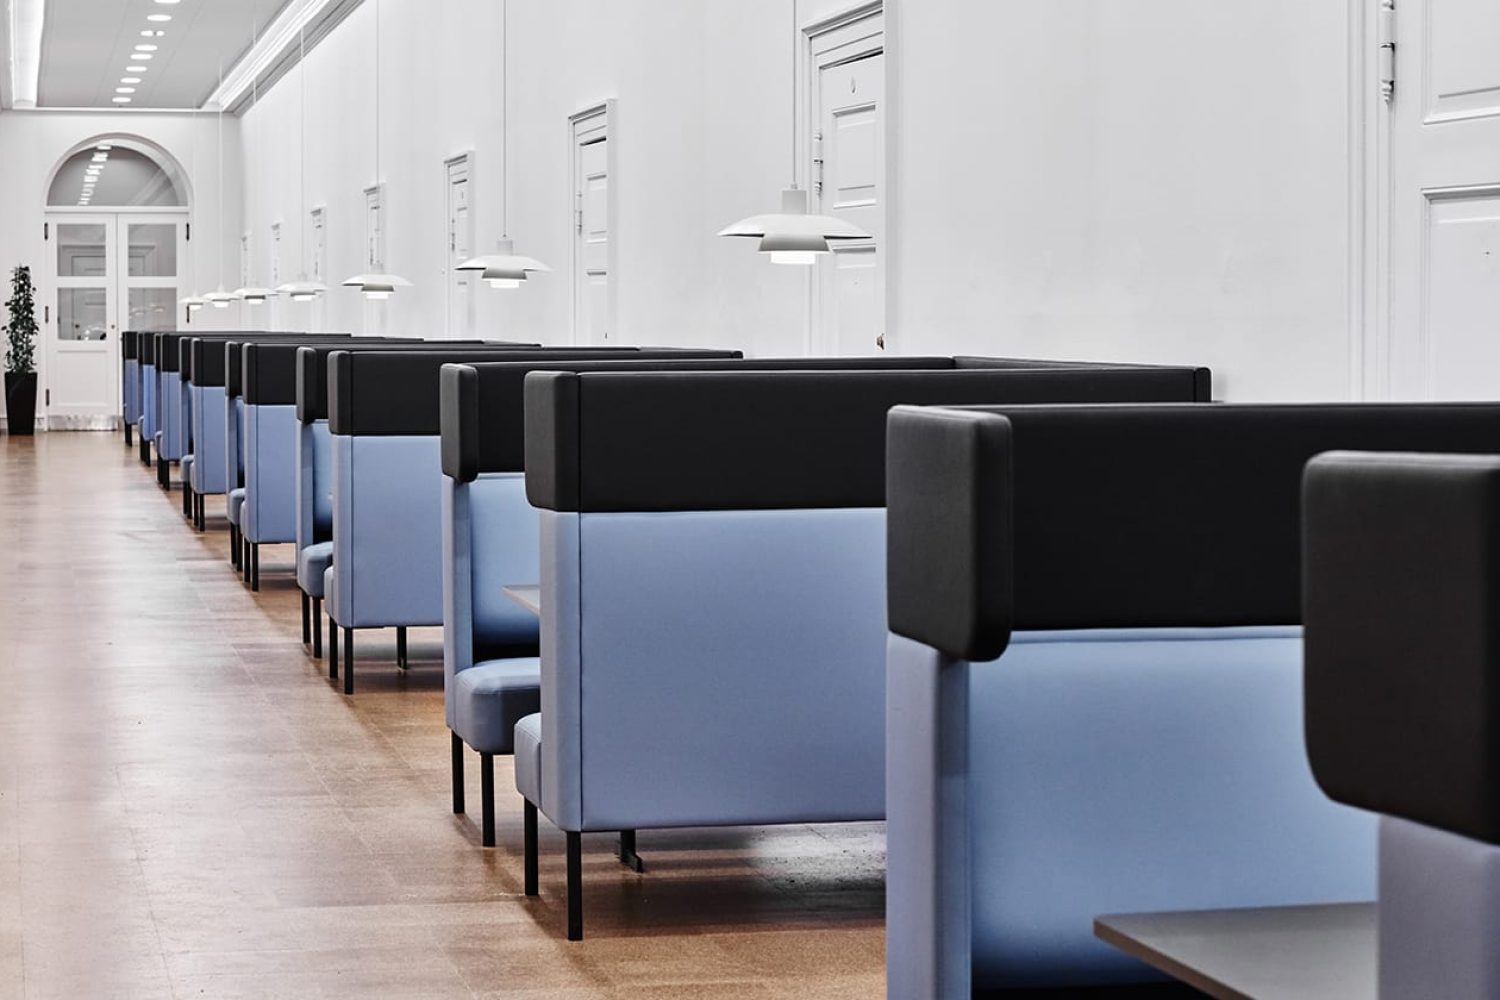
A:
[[519, 367, 1210, 835], [324, 348, 741, 630], [138, 331, 158, 440], [121, 331, 141, 427], [882, 402, 1500, 994], [436, 355, 1039, 731]]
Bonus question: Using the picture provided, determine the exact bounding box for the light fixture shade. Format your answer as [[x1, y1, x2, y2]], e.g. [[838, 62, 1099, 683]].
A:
[[179, 294, 208, 312], [718, 187, 870, 248], [342, 273, 413, 299], [457, 239, 550, 289], [276, 278, 329, 302], [205, 290, 237, 309], [234, 287, 276, 305]]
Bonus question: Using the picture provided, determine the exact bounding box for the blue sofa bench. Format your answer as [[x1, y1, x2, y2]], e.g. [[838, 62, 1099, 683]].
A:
[[516, 362, 1212, 940], [882, 401, 1500, 995]]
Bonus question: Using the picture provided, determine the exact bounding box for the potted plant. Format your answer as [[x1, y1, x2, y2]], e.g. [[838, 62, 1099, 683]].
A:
[[4, 265, 38, 436]]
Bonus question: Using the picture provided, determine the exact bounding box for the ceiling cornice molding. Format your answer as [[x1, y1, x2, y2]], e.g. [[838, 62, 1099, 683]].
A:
[[205, 0, 363, 115]]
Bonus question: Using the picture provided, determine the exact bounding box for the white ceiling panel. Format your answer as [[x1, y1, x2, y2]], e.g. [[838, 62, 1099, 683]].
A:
[[39, 0, 292, 109]]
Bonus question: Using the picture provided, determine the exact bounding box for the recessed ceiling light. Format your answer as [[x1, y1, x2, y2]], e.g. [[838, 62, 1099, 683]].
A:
[[126, 65, 147, 72], [95, 143, 112, 150], [133, 53, 153, 60], [113, 97, 131, 103], [134, 44, 158, 52], [154, 0, 180, 4], [116, 87, 136, 94], [121, 77, 141, 84], [91, 152, 107, 161], [147, 14, 171, 22]]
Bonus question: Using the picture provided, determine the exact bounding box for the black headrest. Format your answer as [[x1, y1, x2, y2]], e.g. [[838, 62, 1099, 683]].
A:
[[884, 403, 1500, 663], [442, 356, 958, 482], [523, 367, 1210, 514], [238, 337, 410, 405], [330, 349, 741, 435], [182, 333, 351, 385], [292, 341, 507, 420], [1304, 451, 1500, 847], [122, 330, 139, 360]]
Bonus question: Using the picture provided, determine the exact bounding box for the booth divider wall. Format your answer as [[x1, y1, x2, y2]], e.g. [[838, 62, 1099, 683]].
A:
[[882, 401, 1500, 994], [516, 363, 1210, 939]]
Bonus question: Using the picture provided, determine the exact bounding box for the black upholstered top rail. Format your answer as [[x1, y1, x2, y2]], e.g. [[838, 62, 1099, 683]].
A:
[[235, 338, 393, 403], [156, 331, 262, 374], [885, 402, 1500, 663], [442, 357, 969, 482], [291, 341, 506, 420], [330, 349, 741, 435], [140, 332, 158, 365], [1304, 452, 1500, 847], [122, 330, 139, 361], [522, 367, 1210, 514], [184, 333, 351, 386]]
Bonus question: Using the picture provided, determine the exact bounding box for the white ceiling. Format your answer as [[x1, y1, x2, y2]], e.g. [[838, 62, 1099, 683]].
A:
[[38, 0, 292, 109]]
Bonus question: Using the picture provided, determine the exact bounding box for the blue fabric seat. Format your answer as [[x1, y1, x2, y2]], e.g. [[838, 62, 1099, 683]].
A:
[[181, 454, 194, 488], [515, 713, 542, 808], [227, 488, 246, 527], [297, 541, 333, 597], [453, 660, 542, 755]]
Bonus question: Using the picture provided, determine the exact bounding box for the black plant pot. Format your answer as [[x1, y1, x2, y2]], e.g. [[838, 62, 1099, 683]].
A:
[[5, 371, 37, 436]]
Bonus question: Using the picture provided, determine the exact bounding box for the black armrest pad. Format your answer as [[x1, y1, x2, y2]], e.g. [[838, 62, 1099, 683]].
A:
[[1304, 451, 1500, 845], [886, 406, 1013, 662]]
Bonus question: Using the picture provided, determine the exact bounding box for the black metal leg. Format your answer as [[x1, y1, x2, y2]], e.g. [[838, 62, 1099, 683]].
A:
[[480, 753, 495, 847], [396, 627, 408, 669], [524, 800, 539, 896], [242, 539, 251, 583], [566, 832, 583, 941], [199, 493, 207, 531], [183, 484, 192, 519], [312, 598, 322, 658], [616, 830, 645, 873], [328, 618, 339, 679], [157, 456, 168, 489], [451, 731, 465, 815], [343, 628, 354, 695], [300, 592, 311, 645], [230, 526, 239, 567], [251, 544, 260, 592], [139, 433, 150, 465], [125, 423, 133, 446]]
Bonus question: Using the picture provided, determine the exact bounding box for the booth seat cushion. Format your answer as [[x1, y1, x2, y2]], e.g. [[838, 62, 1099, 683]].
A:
[[323, 565, 340, 624], [181, 455, 195, 489], [227, 488, 246, 527], [515, 713, 543, 806], [454, 659, 542, 755], [298, 542, 334, 597]]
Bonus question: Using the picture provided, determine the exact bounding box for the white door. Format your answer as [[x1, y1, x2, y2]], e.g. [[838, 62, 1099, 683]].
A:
[[815, 52, 885, 356], [446, 156, 474, 338], [572, 107, 613, 345], [119, 216, 183, 347], [47, 216, 118, 423], [1387, 0, 1500, 399]]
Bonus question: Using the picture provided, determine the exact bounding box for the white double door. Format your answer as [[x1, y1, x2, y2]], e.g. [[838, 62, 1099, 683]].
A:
[[44, 212, 185, 426]]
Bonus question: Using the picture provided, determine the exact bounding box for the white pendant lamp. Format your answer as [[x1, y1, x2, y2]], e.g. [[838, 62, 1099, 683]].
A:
[[456, 0, 548, 290], [234, 287, 275, 305], [718, 0, 869, 265], [342, 0, 409, 300], [277, 24, 328, 303], [180, 294, 208, 313]]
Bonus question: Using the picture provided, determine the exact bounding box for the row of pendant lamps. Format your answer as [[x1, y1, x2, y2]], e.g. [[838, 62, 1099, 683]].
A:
[[183, 0, 860, 315]]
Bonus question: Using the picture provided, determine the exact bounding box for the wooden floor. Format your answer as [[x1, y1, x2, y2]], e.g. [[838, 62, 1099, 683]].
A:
[[0, 433, 885, 999]]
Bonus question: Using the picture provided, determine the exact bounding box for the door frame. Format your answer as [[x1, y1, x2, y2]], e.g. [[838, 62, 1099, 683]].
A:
[[40, 207, 187, 430], [569, 101, 618, 346], [1351, 0, 1392, 400], [800, 0, 887, 355]]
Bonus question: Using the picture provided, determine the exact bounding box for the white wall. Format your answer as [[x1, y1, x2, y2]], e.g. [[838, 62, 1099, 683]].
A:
[[0, 109, 244, 420], [240, 0, 1355, 400]]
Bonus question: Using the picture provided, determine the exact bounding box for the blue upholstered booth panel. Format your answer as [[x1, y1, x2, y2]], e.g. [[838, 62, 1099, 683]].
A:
[[123, 359, 139, 424], [442, 474, 542, 735], [226, 397, 244, 492], [243, 404, 298, 544], [140, 365, 157, 439], [190, 386, 228, 494], [157, 371, 185, 459], [538, 508, 888, 832], [296, 421, 334, 558], [330, 435, 445, 629], [960, 627, 1377, 988]]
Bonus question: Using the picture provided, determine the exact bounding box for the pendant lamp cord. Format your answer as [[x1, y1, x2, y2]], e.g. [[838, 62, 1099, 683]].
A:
[[374, 0, 381, 232], [299, 23, 307, 275], [217, 61, 225, 291]]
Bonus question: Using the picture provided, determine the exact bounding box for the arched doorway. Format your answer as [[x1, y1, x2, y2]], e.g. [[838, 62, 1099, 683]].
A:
[[42, 136, 189, 429]]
